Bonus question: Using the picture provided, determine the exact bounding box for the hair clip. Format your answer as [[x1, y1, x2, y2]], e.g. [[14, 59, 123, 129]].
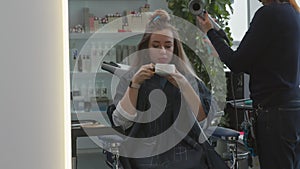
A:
[[152, 15, 160, 23]]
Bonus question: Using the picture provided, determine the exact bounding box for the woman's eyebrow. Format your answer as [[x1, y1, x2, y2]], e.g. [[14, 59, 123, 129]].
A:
[[151, 40, 173, 44], [152, 40, 161, 43]]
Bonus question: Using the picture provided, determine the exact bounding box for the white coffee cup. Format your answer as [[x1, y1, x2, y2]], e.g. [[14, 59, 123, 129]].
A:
[[155, 64, 175, 76]]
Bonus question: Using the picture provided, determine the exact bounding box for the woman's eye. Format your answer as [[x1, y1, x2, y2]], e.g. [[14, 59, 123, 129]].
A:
[[165, 45, 173, 49], [152, 44, 160, 48]]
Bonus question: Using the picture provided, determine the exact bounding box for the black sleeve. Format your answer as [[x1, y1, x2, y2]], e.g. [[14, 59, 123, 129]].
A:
[[207, 6, 274, 73]]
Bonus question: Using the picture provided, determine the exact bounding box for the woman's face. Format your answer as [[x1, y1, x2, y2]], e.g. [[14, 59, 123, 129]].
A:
[[148, 29, 174, 64]]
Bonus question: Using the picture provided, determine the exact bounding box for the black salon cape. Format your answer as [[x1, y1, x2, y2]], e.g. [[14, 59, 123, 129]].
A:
[[112, 70, 212, 169]]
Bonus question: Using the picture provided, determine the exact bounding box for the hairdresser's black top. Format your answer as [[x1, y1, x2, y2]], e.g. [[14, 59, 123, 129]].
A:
[[207, 2, 300, 106]]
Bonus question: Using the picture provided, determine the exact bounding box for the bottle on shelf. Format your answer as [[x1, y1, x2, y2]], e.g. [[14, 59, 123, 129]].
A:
[[103, 43, 117, 64], [100, 80, 108, 98], [72, 83, 81, 97], [91, 42, 104, 73], [122, 45, 129, 64], [88, 80, 95, 98], [85, 55, 91, 72], [116, 45, 123, 63], [72, 83, 84, 112], [77, 55, 83, 72], [95, 79, 109, 111], [82, 55, 86, 72], [70, 42, 78, 72], [80, 83, 91, 112], [82, 55, 91, 73], [88, 80, 99, 112], [96, 42, 104, 72], [73, 96, 85, 112], [84, 98, 91, 112]]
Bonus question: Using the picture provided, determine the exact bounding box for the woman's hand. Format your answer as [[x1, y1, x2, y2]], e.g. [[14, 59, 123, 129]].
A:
[[197, 12, 213, 34], [167, 69, 207, 121], [166, 69, 188, 88], [132, 63, 155, 84]]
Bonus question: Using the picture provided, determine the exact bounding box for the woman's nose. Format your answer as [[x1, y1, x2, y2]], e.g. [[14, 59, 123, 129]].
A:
[[159, 46, 167, 54]]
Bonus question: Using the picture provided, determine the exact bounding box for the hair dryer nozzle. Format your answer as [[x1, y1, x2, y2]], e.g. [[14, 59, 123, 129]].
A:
[[189, 0, 221, 31], [188, 0, 204, 17]]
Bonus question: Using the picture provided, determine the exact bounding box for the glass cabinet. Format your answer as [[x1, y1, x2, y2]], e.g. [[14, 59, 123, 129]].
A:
[[69, 0, 150, 122]]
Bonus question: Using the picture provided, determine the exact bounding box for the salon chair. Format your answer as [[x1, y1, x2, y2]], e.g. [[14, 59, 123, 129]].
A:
[[98, 104, 125, 169], [209, 99, 254, 169], [208, 126, 247, 169], [100, 112, 245, 169]]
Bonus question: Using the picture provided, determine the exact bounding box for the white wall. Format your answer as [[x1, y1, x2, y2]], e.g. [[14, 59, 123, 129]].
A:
[[228, 0, 262, 41], [228, 1, 248, 41], [249, 0, 262, 22], [229, 0, 300, 42], [0, 0, 69, 169]]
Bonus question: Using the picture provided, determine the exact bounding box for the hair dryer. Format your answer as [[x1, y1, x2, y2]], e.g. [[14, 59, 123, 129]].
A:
[[189, 0, 230, 44]]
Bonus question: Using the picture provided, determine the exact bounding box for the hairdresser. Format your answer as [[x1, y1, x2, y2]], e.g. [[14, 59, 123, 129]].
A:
[[198, 0, 300, 168]]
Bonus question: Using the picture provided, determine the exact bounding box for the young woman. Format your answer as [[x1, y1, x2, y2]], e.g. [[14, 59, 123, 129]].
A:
[[199, 0, 300, 168], [111, 9, 212, 169]]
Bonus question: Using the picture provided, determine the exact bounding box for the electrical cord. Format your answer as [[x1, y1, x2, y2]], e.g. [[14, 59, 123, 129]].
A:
[[229, 72, 239, 131]]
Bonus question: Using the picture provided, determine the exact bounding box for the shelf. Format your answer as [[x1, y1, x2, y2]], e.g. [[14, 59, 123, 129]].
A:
[[69, 33, 92, 40], [70, 71, 110, 74], [69, 32, 144, 40], [69, 0, 146, 1], [70, 71, 113, 79]]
